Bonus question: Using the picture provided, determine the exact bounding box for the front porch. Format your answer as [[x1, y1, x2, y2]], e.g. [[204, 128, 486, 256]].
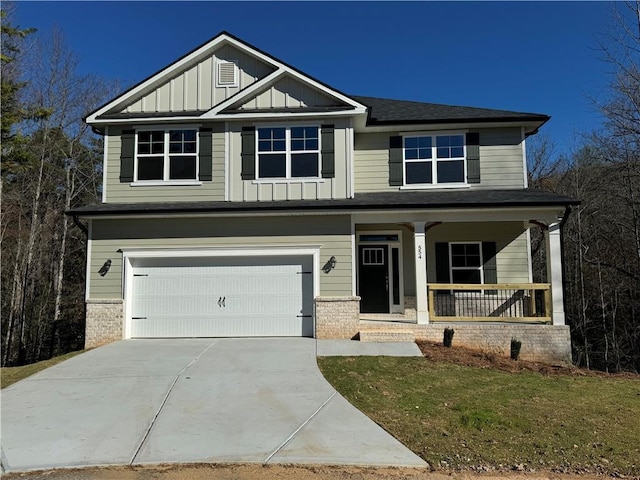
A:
[[341, 205, 572, 364]]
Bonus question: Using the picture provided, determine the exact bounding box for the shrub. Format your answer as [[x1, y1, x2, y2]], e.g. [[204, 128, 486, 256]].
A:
[[443, 327, 455, 347], [510, 338, 522, 360]]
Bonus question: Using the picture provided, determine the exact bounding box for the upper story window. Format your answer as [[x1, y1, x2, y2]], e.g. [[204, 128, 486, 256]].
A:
[[404, 134, 466, 185], [257, 126, 320, 179], [136, 129, 198, 181]]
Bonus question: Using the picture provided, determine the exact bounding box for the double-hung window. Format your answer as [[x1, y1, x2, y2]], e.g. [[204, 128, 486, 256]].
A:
[[449, 242, 483, 284], [257, 126, 320, 179], [404, 134, 466, 185], [136, 129, 198, 181]]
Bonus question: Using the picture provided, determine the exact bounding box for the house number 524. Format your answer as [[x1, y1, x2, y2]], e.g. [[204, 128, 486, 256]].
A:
[[417, 245, 423, 260]]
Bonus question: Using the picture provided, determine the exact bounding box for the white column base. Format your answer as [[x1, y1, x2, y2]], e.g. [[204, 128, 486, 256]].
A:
[[413, 221, 429, 325], [545, 222, 566, 326]]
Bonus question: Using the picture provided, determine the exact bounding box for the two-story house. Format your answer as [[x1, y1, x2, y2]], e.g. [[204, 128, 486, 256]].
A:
[[71, 32, 578, 363]]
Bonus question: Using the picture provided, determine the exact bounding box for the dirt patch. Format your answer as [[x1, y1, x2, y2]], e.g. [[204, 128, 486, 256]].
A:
[[2, 464, 620, 480], [416, 341, 638, 378]]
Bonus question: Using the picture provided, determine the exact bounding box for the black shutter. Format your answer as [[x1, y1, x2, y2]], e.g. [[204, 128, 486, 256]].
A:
[[241, 127, 255, 180], [466, 132, 480, 184], [482, 241, 497, 295], [435, 242, 450, 283], [120, 130, 135, 183], [321, 124, 335, 178], [198, 128, 213, 181], [389, 135, 403, 186]]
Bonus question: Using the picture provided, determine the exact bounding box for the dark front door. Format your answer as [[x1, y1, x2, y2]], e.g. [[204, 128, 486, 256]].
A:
[[358, 245, 389, 313]]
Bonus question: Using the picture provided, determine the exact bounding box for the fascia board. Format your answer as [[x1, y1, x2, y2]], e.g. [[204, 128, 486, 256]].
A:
[[357, 119, 546, 134], [210, 109, 367, 121]]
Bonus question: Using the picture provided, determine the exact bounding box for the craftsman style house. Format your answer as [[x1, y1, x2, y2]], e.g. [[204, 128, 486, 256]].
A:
[[72, 32, 578, 363]]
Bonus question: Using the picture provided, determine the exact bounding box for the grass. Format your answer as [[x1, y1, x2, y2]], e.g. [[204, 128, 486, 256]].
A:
[[1, 350, 86, 388], [317, 355, 640, 475]]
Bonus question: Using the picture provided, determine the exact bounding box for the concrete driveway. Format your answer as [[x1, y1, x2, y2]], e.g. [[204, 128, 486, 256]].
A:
[[1, 339, 426, 472]]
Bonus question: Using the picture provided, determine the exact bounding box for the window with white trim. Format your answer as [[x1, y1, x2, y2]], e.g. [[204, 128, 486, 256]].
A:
[[136, 129, 198, 181], [449, 242, 483, 284], [257, 126, 320, 178], [404, 134, 466, 185]]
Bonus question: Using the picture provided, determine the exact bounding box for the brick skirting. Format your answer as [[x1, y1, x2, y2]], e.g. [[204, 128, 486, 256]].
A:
[[315, 296, 361, 339], [85, 300, 123, 348], [358, 322, 571, 364]]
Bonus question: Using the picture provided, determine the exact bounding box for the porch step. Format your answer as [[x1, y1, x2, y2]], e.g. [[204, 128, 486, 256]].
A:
[[359, 330, 416, 343]]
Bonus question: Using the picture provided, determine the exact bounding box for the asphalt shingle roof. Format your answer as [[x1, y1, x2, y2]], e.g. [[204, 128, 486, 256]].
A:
[[351, 95, 550, 126], [68, 189, 578, 217]]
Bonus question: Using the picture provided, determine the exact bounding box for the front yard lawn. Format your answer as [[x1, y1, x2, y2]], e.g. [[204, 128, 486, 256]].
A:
[[1, 350, 86, 388], [317, 345, 640, 476]]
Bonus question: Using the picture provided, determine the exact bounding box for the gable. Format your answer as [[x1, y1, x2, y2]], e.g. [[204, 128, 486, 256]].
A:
[[86, 32, 366, 124], [117, 43, 276, 115], [232, 75, 347, 111]]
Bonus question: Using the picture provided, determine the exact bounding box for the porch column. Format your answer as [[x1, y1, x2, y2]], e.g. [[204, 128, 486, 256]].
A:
[[413, 221, 429, 324], [545, 222, 565, 325]]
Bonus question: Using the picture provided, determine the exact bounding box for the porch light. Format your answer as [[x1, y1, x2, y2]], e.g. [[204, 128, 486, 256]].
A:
[[322, 256, 337, 274], [98, 259, 112, 277]]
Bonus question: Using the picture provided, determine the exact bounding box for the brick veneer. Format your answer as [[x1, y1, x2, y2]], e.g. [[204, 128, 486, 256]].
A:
[[85, 300, 123, 348], [314, 296, 361, 339], [359, 323, 572, 365]]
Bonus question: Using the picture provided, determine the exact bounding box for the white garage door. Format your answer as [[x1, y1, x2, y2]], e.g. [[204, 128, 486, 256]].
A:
[[130, 256, 313, 338]]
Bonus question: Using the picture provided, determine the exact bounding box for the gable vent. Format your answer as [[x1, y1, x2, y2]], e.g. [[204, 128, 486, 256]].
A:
[[217, 61, 238, 87]]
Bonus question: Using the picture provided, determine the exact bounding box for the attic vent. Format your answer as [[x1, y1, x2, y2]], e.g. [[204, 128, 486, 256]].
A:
[[217, 61, 238, 87]]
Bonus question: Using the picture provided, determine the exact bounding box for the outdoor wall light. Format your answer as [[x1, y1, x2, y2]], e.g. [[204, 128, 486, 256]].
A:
[[322, 256, 337, 274], [98, 259, 112, 277]]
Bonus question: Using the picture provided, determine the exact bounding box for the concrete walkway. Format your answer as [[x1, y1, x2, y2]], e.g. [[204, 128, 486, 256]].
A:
[[317, 339, 423, 356], [1, 339, 426, 472]]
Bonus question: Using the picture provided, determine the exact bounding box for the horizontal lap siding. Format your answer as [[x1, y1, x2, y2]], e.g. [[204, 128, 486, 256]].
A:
[[354, 133, 390, 193], [89, 215, 353, 300], [476, 128, 525, 189], [426, 222, 529, 284], [353, 128, 525, 192], [105, 125, 225, 203]]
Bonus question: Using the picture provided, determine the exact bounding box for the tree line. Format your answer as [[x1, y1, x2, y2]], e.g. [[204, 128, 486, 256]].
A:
[[1, 4, 638, 371], [1, 7, 114, 365]]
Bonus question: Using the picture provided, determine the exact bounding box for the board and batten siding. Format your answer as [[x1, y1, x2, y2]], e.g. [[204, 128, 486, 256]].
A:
[[239, 76, 343, 110], [120, 44, 275, 114], [425, 222, 530, 284], [229, 118, 350, 202], [104, 125, 225, 203], [88, 215, 353, 300], [353, 127, 526, 192]]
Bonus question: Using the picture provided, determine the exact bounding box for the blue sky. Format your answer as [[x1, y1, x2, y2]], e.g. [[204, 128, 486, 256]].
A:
[[13, 1, 620, 155]]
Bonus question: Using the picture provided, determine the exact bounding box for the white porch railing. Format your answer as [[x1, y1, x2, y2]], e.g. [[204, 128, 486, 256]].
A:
[[427, 283, 551, 323]]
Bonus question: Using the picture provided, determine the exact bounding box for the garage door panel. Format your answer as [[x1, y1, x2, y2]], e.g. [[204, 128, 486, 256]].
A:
[[131, 256, 313, 338]]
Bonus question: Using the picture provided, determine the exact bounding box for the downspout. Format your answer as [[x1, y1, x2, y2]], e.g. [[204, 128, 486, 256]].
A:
[[559, 205, 572, 325], [72, 214, 89, 237]]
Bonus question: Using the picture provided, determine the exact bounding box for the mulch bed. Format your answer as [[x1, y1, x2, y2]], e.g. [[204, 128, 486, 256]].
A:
[[415, 341, 638, 378]]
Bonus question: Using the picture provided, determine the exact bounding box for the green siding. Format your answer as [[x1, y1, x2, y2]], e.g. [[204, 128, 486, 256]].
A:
[[353, 127, 526, 192], [88, 215, 353, 300], [240, 76, 344, 110], [425, 222, 530, 284], [120, 44, 276, 114], [105, 125, 226, 203], [229, 118, 350, 202]]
